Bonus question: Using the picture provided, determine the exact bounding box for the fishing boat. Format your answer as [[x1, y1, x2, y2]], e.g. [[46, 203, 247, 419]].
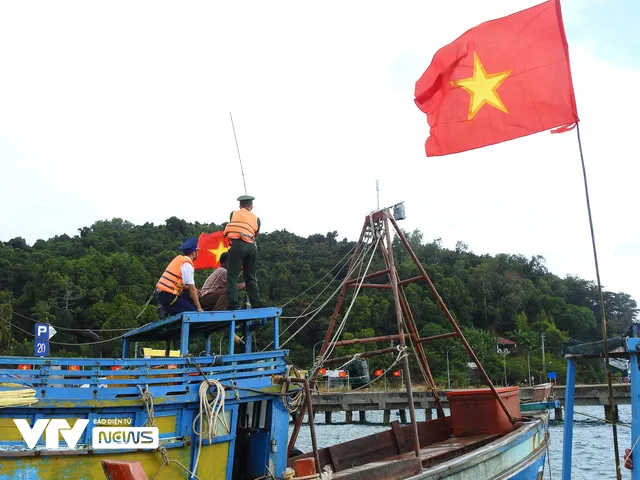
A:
[[0, 206, 550, 479], [286, 207, 550, 480], [0, 307, 298, 479]]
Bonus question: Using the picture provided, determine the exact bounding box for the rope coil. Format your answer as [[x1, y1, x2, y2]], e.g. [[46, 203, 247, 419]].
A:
[[281, 366, 306, 413]]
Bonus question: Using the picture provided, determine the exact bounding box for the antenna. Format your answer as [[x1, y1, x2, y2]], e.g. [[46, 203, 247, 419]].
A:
[[376, 180, 380, 210], [230, 112, 248, 195]]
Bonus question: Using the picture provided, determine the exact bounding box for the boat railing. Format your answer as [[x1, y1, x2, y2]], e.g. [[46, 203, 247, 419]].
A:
[[0, 350, 288, 403], [121, 307, 282, 357]]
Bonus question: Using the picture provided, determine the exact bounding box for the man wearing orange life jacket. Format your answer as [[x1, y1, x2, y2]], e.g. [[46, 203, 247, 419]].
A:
[[156, 237, 204, 315], [224, 195, 264, 310]]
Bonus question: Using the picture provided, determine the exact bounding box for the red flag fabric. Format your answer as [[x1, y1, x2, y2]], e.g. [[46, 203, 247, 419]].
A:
[[414, 0, 578, 157], [193, 231, 231, 270]]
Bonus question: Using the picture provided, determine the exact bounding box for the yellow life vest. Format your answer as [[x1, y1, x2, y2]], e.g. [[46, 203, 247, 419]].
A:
[[156, 255, 194, 295], [224, 208, 259, 243]]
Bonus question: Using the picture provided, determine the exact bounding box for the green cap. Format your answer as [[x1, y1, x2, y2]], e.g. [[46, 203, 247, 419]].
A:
[[237, 195, 255, 203]]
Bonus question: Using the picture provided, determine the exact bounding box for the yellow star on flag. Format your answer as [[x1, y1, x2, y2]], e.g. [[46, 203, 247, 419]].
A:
[[450, 52, 512, 120], [208, 241, 230, 264]]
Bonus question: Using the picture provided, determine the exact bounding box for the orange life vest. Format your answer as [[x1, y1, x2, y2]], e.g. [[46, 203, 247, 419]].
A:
[[156, 255, 194, 295], [224, 208, 259, 243]]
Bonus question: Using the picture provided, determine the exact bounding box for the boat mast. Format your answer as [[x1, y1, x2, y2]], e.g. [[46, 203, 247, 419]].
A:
[[379, 210, 421, 457], [288, 205, 516, 456]]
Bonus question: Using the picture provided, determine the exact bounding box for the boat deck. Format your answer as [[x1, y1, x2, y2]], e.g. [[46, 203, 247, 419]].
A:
[[331, 433, 499, 480]]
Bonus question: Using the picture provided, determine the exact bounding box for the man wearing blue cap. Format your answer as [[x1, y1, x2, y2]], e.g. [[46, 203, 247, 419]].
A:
[[155, 237, 204, 315], [224, 195, 263, 310]]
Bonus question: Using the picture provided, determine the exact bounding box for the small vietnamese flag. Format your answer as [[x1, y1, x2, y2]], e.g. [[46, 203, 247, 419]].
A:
[[414, 0, 578, 157], [193, 231, 231, 270]]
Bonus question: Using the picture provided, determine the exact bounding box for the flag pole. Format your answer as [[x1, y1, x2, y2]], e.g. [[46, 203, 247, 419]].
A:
[[576, 122, 622, 479], [229, 112, 248, 195]]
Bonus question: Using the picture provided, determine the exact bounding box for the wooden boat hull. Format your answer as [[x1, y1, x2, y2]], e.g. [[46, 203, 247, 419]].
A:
[[290, 416, 548, 480], [409, 417, 548, 479]]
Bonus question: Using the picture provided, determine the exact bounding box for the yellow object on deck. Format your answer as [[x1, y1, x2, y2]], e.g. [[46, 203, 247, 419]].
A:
[[142, 348, 180, 358], [0, 387, 38, 408]]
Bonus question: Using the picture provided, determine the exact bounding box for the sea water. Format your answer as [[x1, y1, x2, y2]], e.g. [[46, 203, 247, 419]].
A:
[[291, 405, 632, 479]]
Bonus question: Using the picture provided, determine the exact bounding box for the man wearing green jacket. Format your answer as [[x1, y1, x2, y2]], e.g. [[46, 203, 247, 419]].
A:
[[223, 195, 264, 310]]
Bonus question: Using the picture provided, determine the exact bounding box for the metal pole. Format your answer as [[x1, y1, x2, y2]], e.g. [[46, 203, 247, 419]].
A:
[[447, 345, 456, 390], [503, 352, 507, 387], [229, 112, 248, 195], [575, 123, 621, 478], [287, 378, 321, 475], [321, 347, 399, 365], [447, 349, 451, 391], [527, 352, 532, 388], [396, 280, 445, 416], [562, 358, 576, 480], [312, 341, 323, 364], [541, 333, 546, 377], [383, 213, 420, 457], [388, 215, 515, 424]]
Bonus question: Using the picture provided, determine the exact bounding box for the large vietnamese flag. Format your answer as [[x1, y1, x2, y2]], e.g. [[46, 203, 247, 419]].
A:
[[193, 231, 231, 270], [414, 0, 578, 157]]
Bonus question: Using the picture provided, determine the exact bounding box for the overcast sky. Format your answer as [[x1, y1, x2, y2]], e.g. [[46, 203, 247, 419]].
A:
[[0, 0, 638, 306]]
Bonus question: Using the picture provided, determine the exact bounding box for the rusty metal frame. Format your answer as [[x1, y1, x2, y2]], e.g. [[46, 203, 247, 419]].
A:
[[387, 213, 515, 424], [288, 207, 516, 457]]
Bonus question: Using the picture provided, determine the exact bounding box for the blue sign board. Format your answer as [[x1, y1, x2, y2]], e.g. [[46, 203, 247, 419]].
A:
[[548, 371, 557, 380], [34, 323, 50, 357]]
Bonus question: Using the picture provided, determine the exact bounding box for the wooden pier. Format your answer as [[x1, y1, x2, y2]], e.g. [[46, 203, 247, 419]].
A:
[[300, 384, 631, 423]]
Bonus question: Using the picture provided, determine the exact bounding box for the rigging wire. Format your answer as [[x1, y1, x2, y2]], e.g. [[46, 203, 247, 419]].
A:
[[575, 122, 621, 479], [0, 316, 130, 346], [277, 242, 371, 338], [279, 243, 357, 309], [312, 234, 381, 371], [1, 305, 141, 332], [275, 238, 377, 352], [348, 345, 408, 393], [278, 260, 354, 325], [262, 240, 373, 352]]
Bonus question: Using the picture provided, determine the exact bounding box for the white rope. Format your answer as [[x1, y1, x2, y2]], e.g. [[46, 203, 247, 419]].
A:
[[333, 353, 362, 372], [277, 241, 373, 337], [270, 240, 376, 351], [621, 433, 640, 476], [349, 345, 408, 392], [281, 366, 306, 413], [279, 244, 357, 308], [192, 379, 230, 478]]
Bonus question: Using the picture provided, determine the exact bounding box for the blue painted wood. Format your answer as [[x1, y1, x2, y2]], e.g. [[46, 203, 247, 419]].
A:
[[226, 404, 240, 480], [0, 349, 286, 367], [0, 308, 291, 479], [180, 320, 190, 355], [627, 337, 640, 480], [562, 358, 576, 480], [245, 321, 253, 354], [509, 452, 546, 479]]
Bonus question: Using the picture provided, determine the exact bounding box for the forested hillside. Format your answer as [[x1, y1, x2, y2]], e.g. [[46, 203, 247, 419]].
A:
[[0, 217, 637, 386]]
